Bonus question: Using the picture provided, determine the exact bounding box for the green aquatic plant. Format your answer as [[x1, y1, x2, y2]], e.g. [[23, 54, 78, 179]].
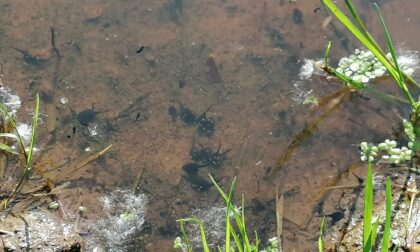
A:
[[382, 176, 393, 252], [0, 94, 39, 207], [362, 163, 393, 252], [318, 215, 325, 252], [322, 0, 420, 104], [175, 176, 281, 252], [319, 0, 418, 250]]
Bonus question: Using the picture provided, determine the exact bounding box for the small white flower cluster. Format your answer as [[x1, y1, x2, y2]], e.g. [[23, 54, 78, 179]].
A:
[[336, 49, 386, 84], [336, 49, 418, 85], [260, 237, 280, 252], [403, 119, 416, 144], [360, 118, 416, 164], [360, 142, 379, 162], [378, 140, 412, 164], [360, 139, 413, 164]]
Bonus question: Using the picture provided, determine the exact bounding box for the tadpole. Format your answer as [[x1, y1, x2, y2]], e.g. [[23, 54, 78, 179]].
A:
[[77, 109, 100, 126]]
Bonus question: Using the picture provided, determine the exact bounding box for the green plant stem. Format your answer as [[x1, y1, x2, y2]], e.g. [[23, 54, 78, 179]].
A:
[[7, 94, 39, 204]]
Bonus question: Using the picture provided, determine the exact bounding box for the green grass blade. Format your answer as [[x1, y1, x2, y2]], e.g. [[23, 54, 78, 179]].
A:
[[230, 226, 243, 252], [8, 94, 40, 203], [324, 41, 332, 68], [198, 220, 210, 252], [364, 233, 373, 252], [343, 0, 383, 55], [178, 218, 210, 252], [0, 103, 27, 157], [374, 4, 414, 106], [209, 175, 253, 250], [332, 68, 364, 90], [225, 182, 233, 252], [318, 214, 325, 252], [0, 133, 21, 142], [381, 176, 392, 252], [370, 217, 380, 248], [363, 162, 373, 249], [26, 94, 39, 170], [178, 219, 193, 252], [0, 143, 19, 155], [210, 175, 230, 202], [239, 194, 252, 250], [254, 231, 260, 250]]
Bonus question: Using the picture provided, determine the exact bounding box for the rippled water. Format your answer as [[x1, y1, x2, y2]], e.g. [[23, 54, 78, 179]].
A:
[[1, 0, 420, 250]]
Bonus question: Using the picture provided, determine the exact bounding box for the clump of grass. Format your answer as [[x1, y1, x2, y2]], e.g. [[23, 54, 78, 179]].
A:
[[0, 93, 39, 208], [175, 175, 282, 252]]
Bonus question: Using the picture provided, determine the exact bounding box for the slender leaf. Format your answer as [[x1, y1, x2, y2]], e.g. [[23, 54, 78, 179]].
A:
[[0, 133, 21, 141], [363, 162, 374, 249], [0, 143, 18, 155], [343, 0, 383, 56], [209, 175, 254, 250], [332, 67, 364, 90], [318, 214, 325, 252], [0, 103, 27, 158], [364, 232, 373, 252], [197, 220, 210, 252], [374, 3, 414, 106], [381, 176, 392, 252], [255, 231, 260, 250], [225, 182, 233, 252], [324, 41, 332, 68], [8, 94, 40, 203], [178, 218, 210, 252], [370, 216, 380, 248], [178, 220, 193, 252], [230, 227, 243, 252], [26, 94, 39, 170]]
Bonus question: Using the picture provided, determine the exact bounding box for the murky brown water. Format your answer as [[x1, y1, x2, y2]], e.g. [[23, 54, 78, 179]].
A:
[[1, 0, 420, 251]]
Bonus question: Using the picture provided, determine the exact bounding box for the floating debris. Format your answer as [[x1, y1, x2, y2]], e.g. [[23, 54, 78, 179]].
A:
[[290, 81, 314, 105], [60, 97, 69, 105], [15, 123, 32, 143], [91, 190, 148, 251], [298, 59, 315, 80], [0, 86, 21, 116], [186, 205, 227, 248]]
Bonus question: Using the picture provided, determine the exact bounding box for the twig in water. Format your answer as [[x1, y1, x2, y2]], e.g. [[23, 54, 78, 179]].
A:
[[57, 144, 112, 179]]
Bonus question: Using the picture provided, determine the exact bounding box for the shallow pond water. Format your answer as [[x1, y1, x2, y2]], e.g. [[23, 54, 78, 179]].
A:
[[1, 0, 420, 251]]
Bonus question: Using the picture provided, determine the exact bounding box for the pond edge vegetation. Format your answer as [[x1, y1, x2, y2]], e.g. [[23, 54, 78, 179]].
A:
[[176, 0, 420, 251]]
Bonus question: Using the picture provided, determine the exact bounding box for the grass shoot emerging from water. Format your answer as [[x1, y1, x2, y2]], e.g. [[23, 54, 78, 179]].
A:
[[0, 94, 39, 208], [174, 175, 283, 252]]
